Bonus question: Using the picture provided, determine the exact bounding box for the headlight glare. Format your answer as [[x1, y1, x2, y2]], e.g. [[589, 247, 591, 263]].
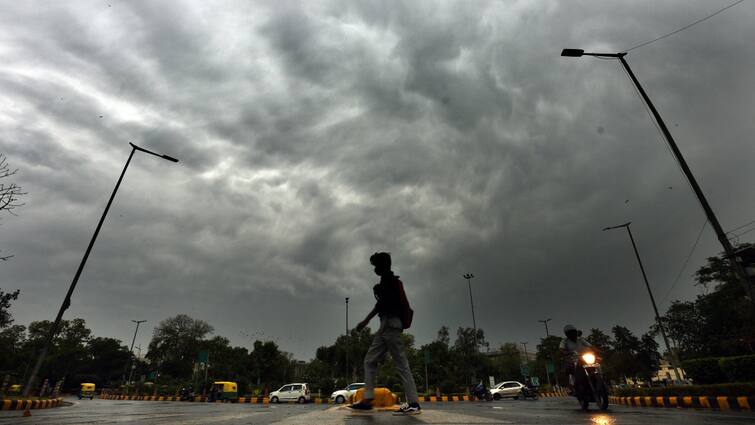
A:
[[582, 353, 596, 364]]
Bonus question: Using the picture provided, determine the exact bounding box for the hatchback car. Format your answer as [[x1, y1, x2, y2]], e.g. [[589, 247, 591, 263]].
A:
[[330, 382, 365, 404], [490, 381, 525, 400], [269, 383, 311, 403]]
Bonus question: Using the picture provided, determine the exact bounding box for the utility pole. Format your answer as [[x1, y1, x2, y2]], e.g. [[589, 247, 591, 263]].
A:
[[123, 320, 147, 387], [463, 273, 478, 349], [21, 143, 177, 397], [603, 222, 684, 383], [561, 48, 755, 311]]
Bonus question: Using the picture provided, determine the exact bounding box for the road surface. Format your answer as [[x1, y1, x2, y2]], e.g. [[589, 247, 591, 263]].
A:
[[1, 396, 753, 424]]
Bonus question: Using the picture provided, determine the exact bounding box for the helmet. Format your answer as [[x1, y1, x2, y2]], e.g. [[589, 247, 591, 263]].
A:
[[563, 324, 577, 333]]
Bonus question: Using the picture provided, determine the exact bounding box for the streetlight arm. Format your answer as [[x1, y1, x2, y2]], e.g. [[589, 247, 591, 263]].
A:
[[129, 143, 179, 163]]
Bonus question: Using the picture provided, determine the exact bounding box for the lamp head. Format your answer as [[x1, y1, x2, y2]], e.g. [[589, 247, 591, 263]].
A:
[[561, 48, 585, 57]]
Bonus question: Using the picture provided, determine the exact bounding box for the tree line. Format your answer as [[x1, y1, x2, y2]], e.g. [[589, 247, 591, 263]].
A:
[[1, 247, 751, 395]]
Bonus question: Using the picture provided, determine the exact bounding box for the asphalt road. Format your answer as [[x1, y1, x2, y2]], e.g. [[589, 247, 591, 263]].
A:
[[1, 396, 753, 425]]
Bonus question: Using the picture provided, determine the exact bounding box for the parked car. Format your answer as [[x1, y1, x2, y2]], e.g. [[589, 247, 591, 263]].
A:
[[330, 382, 365, 404], [490, 381, 525, 400], [269, 383, 311, 403]]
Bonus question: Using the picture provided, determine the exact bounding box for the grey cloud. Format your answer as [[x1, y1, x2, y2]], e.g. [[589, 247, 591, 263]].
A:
[[1, 0, 754, 359]]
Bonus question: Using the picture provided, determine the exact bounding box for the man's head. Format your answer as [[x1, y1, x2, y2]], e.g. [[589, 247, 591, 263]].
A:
[[564, 324, 579, 341], [370, 252, 392, 276]]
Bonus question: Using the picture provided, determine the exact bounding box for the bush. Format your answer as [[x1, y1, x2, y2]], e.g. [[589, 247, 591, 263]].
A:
[[682, 358, 725, 384], [612, 382, 755, 397], [719, 355, 755, 383]]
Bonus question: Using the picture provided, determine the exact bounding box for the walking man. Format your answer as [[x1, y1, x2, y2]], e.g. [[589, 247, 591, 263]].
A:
[[349, 252, 421, 415]]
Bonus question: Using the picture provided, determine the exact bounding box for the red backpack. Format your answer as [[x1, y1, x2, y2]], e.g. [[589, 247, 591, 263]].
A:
[[396, 278, 414, 329]]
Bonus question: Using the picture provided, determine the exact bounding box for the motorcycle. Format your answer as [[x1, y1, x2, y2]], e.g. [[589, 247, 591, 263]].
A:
[[520, 385, 539, 400], [470, 382, 492, 401], [180, 387, 195, 401], [570, 352, 609, 411]]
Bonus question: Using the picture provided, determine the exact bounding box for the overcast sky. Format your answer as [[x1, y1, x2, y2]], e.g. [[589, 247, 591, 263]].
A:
[[1, 0, 754, 360]]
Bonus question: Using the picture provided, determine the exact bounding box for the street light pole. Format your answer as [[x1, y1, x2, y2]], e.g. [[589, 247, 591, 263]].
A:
[[561, 48, 755, 310], [123, 320, 147, 387], [538, 318, 552, 387], [538, 318, 552, 337], [603, 222, 684, 383], [345, 297, 350, 382], [463, 273, 478, 349], [21, 143, 178, 397]]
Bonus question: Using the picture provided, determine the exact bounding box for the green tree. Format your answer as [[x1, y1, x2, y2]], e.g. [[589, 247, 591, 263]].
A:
[[248, 340, 291, 391], [661, 246, 754, 357], [146, 314, 214, 380], [82, 337, 131, 386], [0, 289, 20, 328]]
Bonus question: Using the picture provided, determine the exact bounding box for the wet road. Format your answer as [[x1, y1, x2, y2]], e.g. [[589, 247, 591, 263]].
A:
[[1, 396, 753, 424]]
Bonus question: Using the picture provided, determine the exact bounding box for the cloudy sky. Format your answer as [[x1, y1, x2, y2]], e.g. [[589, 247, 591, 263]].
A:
[[1, 0, 754, 360]]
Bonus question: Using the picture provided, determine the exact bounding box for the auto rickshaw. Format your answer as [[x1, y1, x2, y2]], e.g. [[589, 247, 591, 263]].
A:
[[79, 383, 96, 399], [210, 381, 237, 402]]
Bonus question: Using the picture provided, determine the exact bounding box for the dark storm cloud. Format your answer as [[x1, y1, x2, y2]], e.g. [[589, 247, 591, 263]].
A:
[[1, 0, 754, 359]]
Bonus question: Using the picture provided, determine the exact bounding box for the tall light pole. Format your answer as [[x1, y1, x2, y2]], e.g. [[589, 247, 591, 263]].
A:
[[345, 297, 350, 382], [123, 320, 147, 387], [22, 143, 178, 396], [603, 222, 684, 382], [538, 318, 552, 387], [561, 48, 755, 310], [538, 318, 552, 337], [463, 273, 478, 349]]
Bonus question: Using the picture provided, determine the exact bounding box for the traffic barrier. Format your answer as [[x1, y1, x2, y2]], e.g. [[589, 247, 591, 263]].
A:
[[609, 395, 754, 411], [0, 398, 63, 410]]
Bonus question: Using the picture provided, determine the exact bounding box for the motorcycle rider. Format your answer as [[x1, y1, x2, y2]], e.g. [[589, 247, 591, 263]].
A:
[[559, 324, 592, 394]]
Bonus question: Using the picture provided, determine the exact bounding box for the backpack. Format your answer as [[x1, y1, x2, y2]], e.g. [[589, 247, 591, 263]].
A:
[[396, 278, 414, 329]]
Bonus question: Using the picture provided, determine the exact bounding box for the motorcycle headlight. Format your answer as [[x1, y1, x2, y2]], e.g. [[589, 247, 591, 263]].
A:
[[582, 353, 596, 365]]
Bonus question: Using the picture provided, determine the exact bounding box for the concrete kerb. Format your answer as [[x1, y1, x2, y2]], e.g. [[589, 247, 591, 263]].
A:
[[0, 398, 63, 410], [609, 395, 754, 411]]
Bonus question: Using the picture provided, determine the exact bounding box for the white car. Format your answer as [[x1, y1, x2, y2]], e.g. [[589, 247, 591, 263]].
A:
[[330, 382, 365, 404], [269, 383, 311, 403], [490, 381, 525, 400]]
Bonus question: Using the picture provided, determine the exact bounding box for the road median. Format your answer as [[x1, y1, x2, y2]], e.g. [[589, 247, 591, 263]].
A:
[[0, 398, 63, 410]]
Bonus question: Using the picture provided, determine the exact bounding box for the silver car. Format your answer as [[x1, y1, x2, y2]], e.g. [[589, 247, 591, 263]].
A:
[[490, 381, 525, 400]]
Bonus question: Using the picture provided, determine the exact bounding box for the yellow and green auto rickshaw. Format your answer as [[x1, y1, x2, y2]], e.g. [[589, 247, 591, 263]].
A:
[[79, 383, 96, 399], [210, 381, 237, 401]]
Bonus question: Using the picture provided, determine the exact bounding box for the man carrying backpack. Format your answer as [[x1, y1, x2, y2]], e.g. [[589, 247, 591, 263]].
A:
[[348, 252, 421, 415]]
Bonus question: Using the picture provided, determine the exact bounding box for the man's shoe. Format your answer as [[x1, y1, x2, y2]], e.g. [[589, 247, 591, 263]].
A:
[[394, 402, 421, 415]]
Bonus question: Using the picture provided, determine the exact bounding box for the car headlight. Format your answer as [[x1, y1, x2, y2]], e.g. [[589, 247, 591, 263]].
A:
[[582, 353, 596, 365]]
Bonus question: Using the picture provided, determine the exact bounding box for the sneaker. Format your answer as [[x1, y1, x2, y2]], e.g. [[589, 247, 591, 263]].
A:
[[347, 400, 373, 411], [395, 402, 421, 415]]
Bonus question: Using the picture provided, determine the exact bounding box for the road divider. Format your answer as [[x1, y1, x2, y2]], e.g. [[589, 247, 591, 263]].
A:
[[609, 395, 753, 411], [99, 389, 569, 405], [0, 398, 63, 410]]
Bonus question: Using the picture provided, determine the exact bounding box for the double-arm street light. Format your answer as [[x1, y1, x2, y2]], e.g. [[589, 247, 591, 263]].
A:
[[603, 222, 684, 382], [561, 48, 755, 310], [22, 143, 178, 396], [538, 318, 552, 337], [463, 273, 478, 349], [123, 319, 147, 387]]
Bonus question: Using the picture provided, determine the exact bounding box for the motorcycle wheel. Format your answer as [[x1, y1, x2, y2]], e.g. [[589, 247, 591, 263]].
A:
[[484, 393, 492, 401], [580, 397, 590, 411]]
